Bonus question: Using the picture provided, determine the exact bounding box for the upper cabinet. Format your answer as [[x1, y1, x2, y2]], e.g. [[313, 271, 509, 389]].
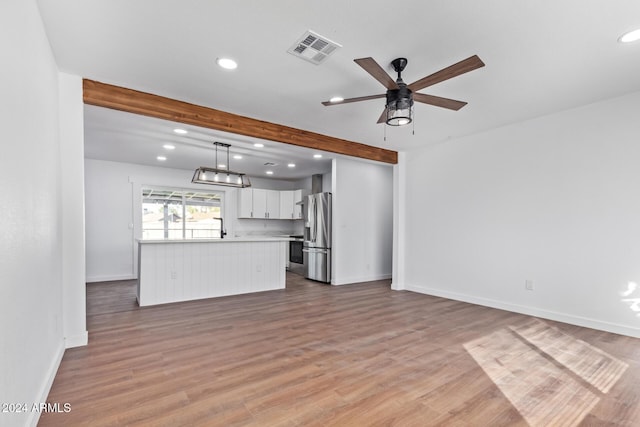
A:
[[279, 190, 303, 219], [239, 188, 303, 220], [264, 189, 280, 219], [237, 187, 254, 218], [237, 188, 280, 219], [279, 190, 294, 219], [293, 189, 302, 219]]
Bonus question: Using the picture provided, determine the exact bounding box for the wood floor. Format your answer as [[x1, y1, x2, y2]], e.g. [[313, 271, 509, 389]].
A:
[[40, 273, 640, 426]]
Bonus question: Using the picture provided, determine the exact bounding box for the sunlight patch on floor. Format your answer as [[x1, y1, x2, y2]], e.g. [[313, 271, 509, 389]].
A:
[[509, 319, 628, 393], [464, 319, 627, 427]]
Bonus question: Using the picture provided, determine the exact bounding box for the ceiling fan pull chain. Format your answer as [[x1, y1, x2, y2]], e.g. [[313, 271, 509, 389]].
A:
[[412, 110, 415, 135], [383, 122, 387, 141]]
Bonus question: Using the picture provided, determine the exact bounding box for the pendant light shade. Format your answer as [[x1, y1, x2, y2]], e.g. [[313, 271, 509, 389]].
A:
[[192, 142, 251, 188]]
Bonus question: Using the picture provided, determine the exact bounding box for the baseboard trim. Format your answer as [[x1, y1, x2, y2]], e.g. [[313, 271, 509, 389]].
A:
[[406, 283, 640, 339], [390, 280, 405, 290], [333, 273, 392, 286], [86, 274, 136, 283], [65, 331, 88, 348], [27, 340, 65, 427]]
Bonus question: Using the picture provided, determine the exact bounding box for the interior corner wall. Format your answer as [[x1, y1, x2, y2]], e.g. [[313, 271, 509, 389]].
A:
[[402, 90, 640, 338], [0, 1, 65, 426], [331, 157, 393, 285]]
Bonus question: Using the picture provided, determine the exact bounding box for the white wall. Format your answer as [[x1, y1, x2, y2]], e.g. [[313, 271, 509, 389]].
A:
[[392, 151, 407, 291], [0, 1, 65, 426], [332, 157, 393, 285], [84, 159, 307, 282], [85, 160, 136, 281], [402, 90, 640, 338], [58, 73, 88, 348]]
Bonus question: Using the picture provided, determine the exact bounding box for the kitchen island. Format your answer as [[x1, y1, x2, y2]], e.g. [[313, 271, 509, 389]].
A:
[[137, 237, 288, 306]]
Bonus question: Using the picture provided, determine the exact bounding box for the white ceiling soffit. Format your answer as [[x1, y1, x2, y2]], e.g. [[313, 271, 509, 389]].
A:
[[287, 30, 342, 65]]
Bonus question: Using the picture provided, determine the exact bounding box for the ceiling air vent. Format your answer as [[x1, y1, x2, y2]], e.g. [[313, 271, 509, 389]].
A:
[[287, 30, 342, 65]]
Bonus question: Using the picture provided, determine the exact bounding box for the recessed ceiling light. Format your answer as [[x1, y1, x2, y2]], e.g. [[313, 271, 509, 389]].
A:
[[157, 156, 167, 161], [265, 170, 274, 175], [163, 144, 175, 150], [233, 154, 243, 159], [313, 154, 323, 159], [329, 96, 344, 103], [254, 143, 264, 148], [287, 163, 296, 168], [218, 164, 227, 169], [173, 128, 188, 135], [216, 57, 238, 70], [619, 28, 640, 43]]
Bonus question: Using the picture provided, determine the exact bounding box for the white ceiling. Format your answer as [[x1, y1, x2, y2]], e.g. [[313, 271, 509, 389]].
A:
[[37, 0, 640, 175], [83, 105, 334, 180]]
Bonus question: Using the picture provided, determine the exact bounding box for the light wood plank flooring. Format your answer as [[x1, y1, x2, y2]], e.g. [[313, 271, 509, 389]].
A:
[[40, 274, 640, 426]]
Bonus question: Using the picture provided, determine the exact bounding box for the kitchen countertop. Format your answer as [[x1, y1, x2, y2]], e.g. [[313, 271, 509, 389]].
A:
[[138, 237, 293, 244]]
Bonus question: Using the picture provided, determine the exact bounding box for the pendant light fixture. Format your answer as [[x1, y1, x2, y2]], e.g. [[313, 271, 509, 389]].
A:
[[192, 142, 251, 188]]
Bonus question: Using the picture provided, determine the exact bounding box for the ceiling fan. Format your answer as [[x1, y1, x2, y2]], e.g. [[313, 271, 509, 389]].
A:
[[322, 55, 485, 126]]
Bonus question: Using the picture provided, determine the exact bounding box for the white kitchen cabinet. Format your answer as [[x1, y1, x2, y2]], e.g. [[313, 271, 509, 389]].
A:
[[238, 188, 280, 219], [237, 188, 254, 218], [266, 190, 280, 218], [279, 189, 304, 219], [293, 189, 303, 219], [252, 189, 267, 218], [279, 190, 295, 219], [280, 190, 303, 219]]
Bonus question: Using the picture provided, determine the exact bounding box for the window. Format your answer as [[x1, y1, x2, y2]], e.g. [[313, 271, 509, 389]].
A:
[[142, 188, 223, 239]]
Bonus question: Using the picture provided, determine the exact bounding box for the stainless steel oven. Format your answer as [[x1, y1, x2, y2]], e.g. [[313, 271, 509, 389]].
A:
[[289, 237, 304, 265]]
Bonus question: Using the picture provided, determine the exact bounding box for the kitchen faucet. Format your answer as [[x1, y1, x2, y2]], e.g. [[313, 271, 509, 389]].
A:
[[214, 217, 227, 239]]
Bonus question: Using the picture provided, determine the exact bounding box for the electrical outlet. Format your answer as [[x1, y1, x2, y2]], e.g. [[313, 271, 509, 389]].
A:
[[525, 280, 534, 291]]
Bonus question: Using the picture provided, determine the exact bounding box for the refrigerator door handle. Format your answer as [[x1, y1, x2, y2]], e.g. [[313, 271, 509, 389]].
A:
[[313, 199, 317, 242], [309, 196, 316, 243]]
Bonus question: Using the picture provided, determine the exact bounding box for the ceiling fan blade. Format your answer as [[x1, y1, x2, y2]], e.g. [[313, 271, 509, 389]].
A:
[[322, 94, 385, 106], [413, 93, 468, 111], [407, 55, 485, 92], [354, 58, 399, 90], [376, 107, 388, 124]]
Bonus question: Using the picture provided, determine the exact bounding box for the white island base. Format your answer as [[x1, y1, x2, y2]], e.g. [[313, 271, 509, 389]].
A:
[[137, 238, 288, 306]]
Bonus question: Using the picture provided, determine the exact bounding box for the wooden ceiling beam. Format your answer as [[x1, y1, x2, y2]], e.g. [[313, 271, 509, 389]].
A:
[[83, 79, 398, 164]]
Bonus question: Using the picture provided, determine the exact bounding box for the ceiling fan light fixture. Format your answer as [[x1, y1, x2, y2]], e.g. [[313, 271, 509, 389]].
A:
[[386, 87, 413, 126], [192, 142, 251, 188]]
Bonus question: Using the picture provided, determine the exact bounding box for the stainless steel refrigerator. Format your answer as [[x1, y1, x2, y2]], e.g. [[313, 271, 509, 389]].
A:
[[303, 192, 332, 283]]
